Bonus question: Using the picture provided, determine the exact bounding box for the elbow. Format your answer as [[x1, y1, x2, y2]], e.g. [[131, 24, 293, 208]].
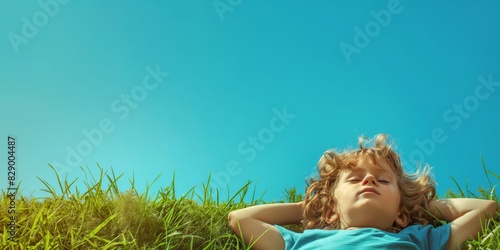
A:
[[227, 211, 240, 233], [477, 200, 500, 221], [486, 200, 499, 219]]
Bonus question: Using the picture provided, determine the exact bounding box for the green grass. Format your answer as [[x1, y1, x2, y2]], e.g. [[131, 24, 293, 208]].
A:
[[1, 158, 499, 249]]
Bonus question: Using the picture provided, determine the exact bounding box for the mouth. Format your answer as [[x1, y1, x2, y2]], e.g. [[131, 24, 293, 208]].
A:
[[358, 187, 379, 195]]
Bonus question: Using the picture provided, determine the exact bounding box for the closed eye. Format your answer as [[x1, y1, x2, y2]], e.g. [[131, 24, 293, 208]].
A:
[[378, 180, 389, 184]]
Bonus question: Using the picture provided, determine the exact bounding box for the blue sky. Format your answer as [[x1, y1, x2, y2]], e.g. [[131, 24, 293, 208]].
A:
[[0, 1, 499, 202]]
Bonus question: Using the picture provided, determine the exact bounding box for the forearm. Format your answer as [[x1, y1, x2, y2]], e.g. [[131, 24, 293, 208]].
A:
[[228, 202, 303, 227], [228, 202, 303, 250], [428, 198, 498, 223], [429, 198, 498, 249]]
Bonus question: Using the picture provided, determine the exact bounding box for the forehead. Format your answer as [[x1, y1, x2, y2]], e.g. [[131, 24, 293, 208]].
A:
[[344, 156, 395, 175]]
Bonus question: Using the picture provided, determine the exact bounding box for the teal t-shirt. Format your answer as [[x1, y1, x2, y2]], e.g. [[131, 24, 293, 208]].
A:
[[276, 224, 451, 250]]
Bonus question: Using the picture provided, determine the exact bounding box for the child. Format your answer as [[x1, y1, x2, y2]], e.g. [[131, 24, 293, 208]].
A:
[[227, 134, 498, 250]]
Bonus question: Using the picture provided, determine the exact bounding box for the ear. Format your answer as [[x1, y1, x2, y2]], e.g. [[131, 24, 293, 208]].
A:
[[323, 209, 339, 225], [394, 212, 409, 228]]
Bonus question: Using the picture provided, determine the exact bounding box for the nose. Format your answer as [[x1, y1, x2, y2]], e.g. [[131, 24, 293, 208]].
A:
[[361, 174, 377, 185]]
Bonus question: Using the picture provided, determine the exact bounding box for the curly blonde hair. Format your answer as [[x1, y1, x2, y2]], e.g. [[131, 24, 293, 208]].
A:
[[302, 134, 436, 232]]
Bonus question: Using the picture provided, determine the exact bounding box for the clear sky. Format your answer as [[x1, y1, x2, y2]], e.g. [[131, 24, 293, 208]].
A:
[[1, 1, 499, 202]]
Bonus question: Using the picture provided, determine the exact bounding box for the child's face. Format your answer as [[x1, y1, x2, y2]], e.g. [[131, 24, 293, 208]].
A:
[[332, 156, 403, 230]]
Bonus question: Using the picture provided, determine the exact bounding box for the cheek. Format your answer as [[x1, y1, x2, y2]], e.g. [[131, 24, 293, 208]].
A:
[[390, 186, 402, 204], [384, 184, 400, 198], [333, 185, 347, 200], [333, 188, 340, 200]]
